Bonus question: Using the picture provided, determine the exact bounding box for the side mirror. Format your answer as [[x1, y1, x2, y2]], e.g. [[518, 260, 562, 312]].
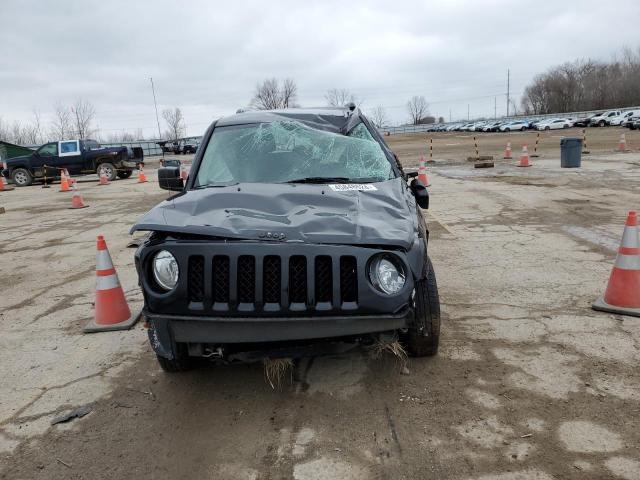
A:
[[405, 171, 418, 181], [410, 178, 429, 209], [158, 167, 183, 191]]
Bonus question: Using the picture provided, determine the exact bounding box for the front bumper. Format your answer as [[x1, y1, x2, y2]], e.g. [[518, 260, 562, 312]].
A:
[[146, 307, 413, 359]]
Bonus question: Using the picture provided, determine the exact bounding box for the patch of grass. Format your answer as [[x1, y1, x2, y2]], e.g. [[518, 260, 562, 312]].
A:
[[263, 358, 294, 389], [368, 339, 408, 372]]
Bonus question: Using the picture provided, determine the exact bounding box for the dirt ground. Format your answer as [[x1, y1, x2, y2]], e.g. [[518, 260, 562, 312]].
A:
[[1, 142, 640, 480]]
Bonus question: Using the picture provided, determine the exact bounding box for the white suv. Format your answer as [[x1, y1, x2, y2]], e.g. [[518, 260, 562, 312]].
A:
[[611, 110, 640, 126], [590, 110, 622, 127]]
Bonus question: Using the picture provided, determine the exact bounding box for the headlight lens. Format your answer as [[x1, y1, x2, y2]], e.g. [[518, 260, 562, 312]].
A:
[[152, 250, 179, 291], [369, 254, 406, 295]]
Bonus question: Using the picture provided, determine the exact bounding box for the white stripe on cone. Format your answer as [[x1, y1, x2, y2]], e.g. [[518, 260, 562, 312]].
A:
[[96, 249, 114, 271], [97, 274, 121, 290], [621, 225, 639, 248], [614, 253, 640, 270]]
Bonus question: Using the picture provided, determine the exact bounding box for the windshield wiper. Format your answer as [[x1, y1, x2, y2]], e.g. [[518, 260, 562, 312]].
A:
[[285, 176, 351, 184], [194, 182, 238, 189]]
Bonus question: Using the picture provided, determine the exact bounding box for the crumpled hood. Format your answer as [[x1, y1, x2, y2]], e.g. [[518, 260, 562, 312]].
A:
[[131, 178, 417, 249]]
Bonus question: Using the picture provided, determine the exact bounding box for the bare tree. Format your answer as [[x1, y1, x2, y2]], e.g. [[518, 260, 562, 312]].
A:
[[50, 103, 73, 140], [407, 96, 429, 125], [250, 78, 298, 110], [325, 88, 358, 107], [70, 99, 96, 139], [369, 105, 388, 128], [281, 78, 298, 108], [521, 47, 640, 114], [23, 110, 43, 145], [162, 107, 185, 140], [0, 117, 9, 142]]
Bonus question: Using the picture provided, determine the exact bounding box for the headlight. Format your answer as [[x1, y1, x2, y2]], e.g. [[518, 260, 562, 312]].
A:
[[368, 254, 406, 295], [152, 250, 179, 291]]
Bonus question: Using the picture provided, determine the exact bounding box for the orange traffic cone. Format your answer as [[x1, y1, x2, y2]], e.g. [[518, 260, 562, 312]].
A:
[[180, 164, 189, 181], [137, 167, 148, 183], [69, 185, 89, 209], [65, 169, 76, 186], [59, 171, 71, 192], [518, 145, 531, 167], [84, 235, 140, 332], [504, 142, 513, 159], [593, 211, 640, 317], [98, 171, 110, 185], [418, 155, 430, 186], [617, 133, 628, 152], [0, 175, 14, 192]]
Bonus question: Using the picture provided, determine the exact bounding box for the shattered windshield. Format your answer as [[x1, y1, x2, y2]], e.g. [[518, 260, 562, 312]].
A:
[[195, 120, 394, 186]]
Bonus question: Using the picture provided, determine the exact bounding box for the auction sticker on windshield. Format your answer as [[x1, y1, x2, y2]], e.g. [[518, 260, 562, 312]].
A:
[[328, 184, 378, 191]]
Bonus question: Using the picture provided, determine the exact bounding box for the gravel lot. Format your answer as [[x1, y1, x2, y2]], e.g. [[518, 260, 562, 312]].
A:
[[1, 142, 639, 480]]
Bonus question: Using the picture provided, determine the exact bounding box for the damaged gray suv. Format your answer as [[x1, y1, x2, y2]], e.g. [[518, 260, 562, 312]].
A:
[[131, 106, 440, 372]]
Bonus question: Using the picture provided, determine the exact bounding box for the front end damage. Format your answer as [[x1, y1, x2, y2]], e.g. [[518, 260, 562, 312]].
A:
[[135, 232, 427, 363]]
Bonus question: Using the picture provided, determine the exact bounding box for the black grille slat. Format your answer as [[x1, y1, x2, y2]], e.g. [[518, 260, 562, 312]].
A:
[[188, 256, 205, 302], [263, 256, 281, 304], [289, 256, 307, 304], [237, 256, 256, 303], [212, 256, 230, 303], [315, 256, 333, 303], [340, 256, 358, 303]]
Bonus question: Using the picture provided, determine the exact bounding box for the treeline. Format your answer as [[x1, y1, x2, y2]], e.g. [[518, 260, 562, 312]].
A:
[[0, 100, 187, 146], [521, 47, 640, 115]]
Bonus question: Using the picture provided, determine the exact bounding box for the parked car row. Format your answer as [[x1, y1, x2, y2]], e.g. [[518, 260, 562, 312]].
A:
[[421, 108, 640, 134], [158, 139, 200, 154]]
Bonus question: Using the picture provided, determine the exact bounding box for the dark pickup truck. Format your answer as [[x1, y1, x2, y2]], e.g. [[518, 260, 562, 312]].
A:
[[1, 139, 143, 187]]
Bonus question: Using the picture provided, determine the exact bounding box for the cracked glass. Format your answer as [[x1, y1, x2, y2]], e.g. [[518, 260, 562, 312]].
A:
[[195, 120, 393, 186]]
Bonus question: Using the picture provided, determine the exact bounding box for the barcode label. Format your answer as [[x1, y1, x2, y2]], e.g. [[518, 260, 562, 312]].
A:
[[329, 184, 377, 191]]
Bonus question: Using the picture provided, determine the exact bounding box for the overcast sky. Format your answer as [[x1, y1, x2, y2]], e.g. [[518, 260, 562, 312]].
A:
[[2, 0, 640, 138]]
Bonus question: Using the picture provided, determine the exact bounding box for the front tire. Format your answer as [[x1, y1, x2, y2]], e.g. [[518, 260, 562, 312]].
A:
[[156, 344, 192, 372], [117, 170, 133, 179], [96, 162, 117, 181], [11, 168, 33, 187], [599, 120, 605, 127], [403, 257, 440, 357]]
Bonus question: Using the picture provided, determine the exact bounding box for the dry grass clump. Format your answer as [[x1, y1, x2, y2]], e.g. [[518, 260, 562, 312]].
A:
[[368, 339, 408, 373], [263, 357, 294, 389]]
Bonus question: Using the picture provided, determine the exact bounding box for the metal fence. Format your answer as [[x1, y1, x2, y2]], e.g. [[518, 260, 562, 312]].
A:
[[102, 136, 205, 157], [101, 140, 164, 157]]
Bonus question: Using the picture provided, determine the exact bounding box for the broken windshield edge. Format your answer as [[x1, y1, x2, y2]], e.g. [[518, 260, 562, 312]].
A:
[[195, 120, 395, 187]]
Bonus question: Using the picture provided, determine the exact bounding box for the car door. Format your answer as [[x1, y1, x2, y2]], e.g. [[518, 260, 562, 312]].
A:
[[58, 140, 83, 174], [34, 142, 59, 178]]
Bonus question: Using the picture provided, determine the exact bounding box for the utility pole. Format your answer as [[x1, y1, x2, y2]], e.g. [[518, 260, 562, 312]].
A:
[[150, 77, 162, 140], [449, 108, 452, 122], [467, 104, 470, 121], [494, 97, 497, 119], [506, 69, 510, 117]]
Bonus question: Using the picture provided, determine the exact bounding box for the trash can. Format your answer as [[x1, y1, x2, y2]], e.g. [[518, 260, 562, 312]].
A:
[[560, 138, 582, 168]]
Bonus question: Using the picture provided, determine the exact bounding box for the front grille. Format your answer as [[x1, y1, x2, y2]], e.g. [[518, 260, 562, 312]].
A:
[[212, 255, 230, 303], [315, 256, 333, 303], [237, 256, 256, 303], [289, 256, 307, 304], [263, 256, 281, 304], [185, 253, 359, 312], [340, 256, 358, 303], [188, 256, 204, 302]]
